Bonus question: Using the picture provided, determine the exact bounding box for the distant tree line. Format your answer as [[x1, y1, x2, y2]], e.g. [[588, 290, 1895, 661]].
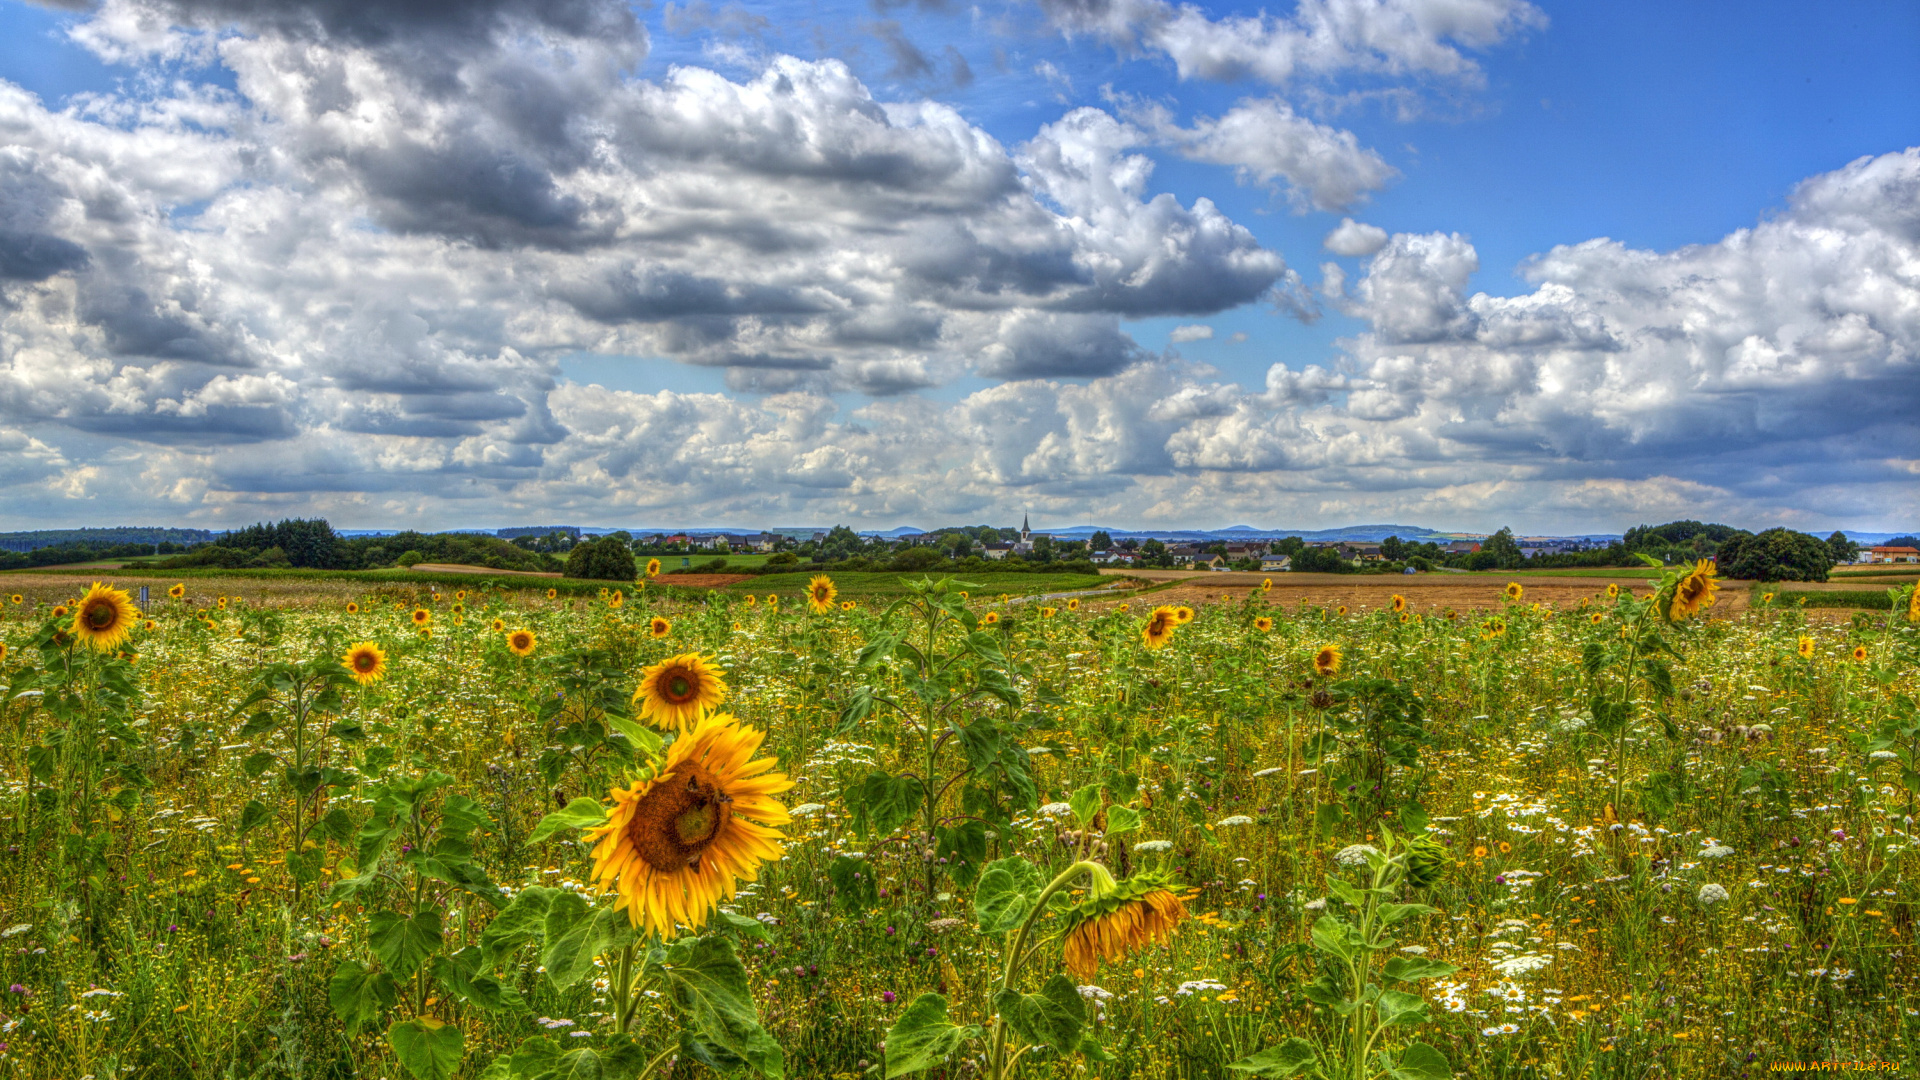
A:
[[156, 519, 553, 573]]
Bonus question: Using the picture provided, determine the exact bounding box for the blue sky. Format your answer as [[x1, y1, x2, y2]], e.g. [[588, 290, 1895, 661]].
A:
[[0, 0, 1914, 532]]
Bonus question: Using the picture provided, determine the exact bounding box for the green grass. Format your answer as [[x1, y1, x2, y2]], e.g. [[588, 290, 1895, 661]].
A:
[[3, 565, 634, 597], [1506, 566, 1664, 578], [720, 569, 1109, 598], [1766, 588, 1897, 610]]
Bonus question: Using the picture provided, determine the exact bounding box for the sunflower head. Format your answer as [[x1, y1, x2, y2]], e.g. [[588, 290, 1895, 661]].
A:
[[646, 558, 662, 578], [649, 616, 671, 639], [8, 594, 21, 604], [1040, 607, 1057, 619], [841, 600, 855, 611], [167, 584, 185, 599], [1254, 616, 1273, 632], [586, 712, 792, 938], [1312, 643, 1341, 677], [72, 583, 139, 652], [1797, 636, 1814, 658], [1483, 617, 1508, 640], [490, 618, 506, 633], [609, 590, 625, 609], [633, 652, 730, 732], [1590, 612, 1605, 625], [346, 601, 360, 615], [1606, 583, 1621, 599], [1851, 645, 1869, 662], [1117, 603, 1130, 613], [342, 642, 388, 685], [508, 629, 537, 657], [548, 588, 559, 600], [806, 575, 837, 614], [455, 591, 468, 602], [1066, 598, 1080, 611], [1504, 582, 1524, 602], [1060, 870, 1189, 982], [1907, 586, 1920, 623], [983, 611, 1001, 625], [1141, 605, 1179, 649], [418, 627, 432, 639], [1174, 606, 1195, 624], [1391, 594, 1407, 613], [1399, 612, 1411, 624], [52, 605, 70, 618], [1261, 578, 1272, 591], [217, 597, 229, 610], [1336, 605, 1348, 617], [0, 643, 9, 663], [1667, 560, 1719, 622], [411, 608, 431, 626], [743, 595, 756, 608], [451, 603, 465, 616]]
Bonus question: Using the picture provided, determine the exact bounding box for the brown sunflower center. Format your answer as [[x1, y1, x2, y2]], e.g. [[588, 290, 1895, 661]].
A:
[[84, 600, 117, 629], [512, 633, 531, 649], [353, 652, 377, 672], [625, 762, 733, 872]]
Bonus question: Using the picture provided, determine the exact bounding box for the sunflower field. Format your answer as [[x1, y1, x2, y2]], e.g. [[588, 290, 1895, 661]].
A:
[[0, 568, 1916, 1079]]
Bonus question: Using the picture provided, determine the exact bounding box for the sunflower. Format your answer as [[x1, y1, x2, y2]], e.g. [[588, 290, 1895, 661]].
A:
[[52, 605, 70, 618], [1261, 578, 1272, 591], [1797, 636, 1814, 659], [806, 575, 837, 614], [1851, 645, 1869, 663], [1061, 872, 1188, 982], [1067, 598, 1080, 612], [143, 620, 154, 631], [766, 595, 778, 607], [1336, 605, 1348, 617], [1312, 644, 1341, 677], [1908, 586, 1920, 624], [609, 591, 624, 610], [1142, 606, 1179, 649], [342, 642, 388, 685], [451, 603, 466, 616], [841, 600, 856, 611], [646, 558, 662, 578], [1590, 612, 1605, 625], [1117, 603, 1130, 613], [634, 652, 730, 732], [418, 627, 433, 639], [744, 595, 757, 608], [1390, 594, 1406, 613], [455, 590, 468, 602], [507, 629, 537, 657], [983, 611, 1001, 625], [1667, 560, 1719, 622], [217, 597, 229, 610], [1504, 582, 1523, 602], [1174, 606, 1195, 624], [410, 608, 432, 627], [585, 712, 792, 938], [649, 616, 672, 639], [1605, 583, 1620, 600], [1040, 607, 1057, 618], [1399, 612, 1411, 624], [72, 582, 139, 652], [1483, 617, 1509, 640], [547, 588, 559, 600], [346, 601, 360, 615], [167, 583, 185, 599], [8, 594, 21, 604], [1254, 616, 1273, 632], [0, 643, 8, 663]]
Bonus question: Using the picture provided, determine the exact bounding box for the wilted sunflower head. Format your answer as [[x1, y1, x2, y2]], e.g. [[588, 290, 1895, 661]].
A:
[[649, 616, 671, 638], [806, 575, 837, 613], [586, 712, 792, 938], [73, 583, 138, 652], [633, 652, 729, 732], [1391, 594, 1407, 613], [1505, 582, 1524, 602], [1312, 643, 1341, 677], [646, 558, 662, 578], [1667, 560, 1719, 622], [167, 584, 185, 599], [508, 629, 537, 657], [1061, 870, 1189, 982], [411, 608, 431, 626], [1142, 606, 1179, 649], [342, 642, 387, 685]]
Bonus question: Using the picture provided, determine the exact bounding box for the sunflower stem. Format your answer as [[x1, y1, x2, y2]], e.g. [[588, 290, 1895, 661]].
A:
[[986, 859, 1104, 1080]]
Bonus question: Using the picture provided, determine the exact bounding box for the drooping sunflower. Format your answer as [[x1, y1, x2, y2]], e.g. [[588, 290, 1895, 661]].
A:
[[507, 629, 537, 657], [1504, 582, 1524, 602], [410, 608, 432, 627], [633, 652, 729, 732], [1605, 583, 1620, 600], [167, 583, 185, 599], [649, 616, 671, 639], [806, 575, 837, 614], [1667, 560, 1719, 622], [1797, 636, 1814, 659], [646, 558, 662, 578], [1254, 616, 1274, 632], [342, 641, 388, 685], [1851, 645, 1869, 662], [1061, 871, 1188, 982], [1312, 643, 1341, 677], [72, 582, 139, 652], [1174, 606, 1195, 624], [1141, 605, 1179, 649], [1390, 594, 1407, 613], [585, 712, 792, 938]]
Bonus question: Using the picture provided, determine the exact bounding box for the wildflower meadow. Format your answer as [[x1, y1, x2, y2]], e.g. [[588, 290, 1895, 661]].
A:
[[0, 566, 1915, 1079]]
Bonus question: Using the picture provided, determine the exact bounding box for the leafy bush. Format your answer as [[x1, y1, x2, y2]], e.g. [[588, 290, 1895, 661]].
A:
[[1716, 527, 1835, 582], [564, 535, 638, 581]]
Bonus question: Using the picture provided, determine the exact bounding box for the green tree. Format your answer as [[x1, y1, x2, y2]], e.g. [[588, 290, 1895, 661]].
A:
[[1826, 531, 1859, 565], [1480, 527, 1523, 569], [1379, 535, 1405, 561], [1716, 528, 1834, 582], [1089, 530, 1112, 551], [564, 536, 638, 580]]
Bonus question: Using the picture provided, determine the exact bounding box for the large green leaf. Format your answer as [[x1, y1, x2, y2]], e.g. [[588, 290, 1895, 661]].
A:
[[883, 993, 978, 1078], [482, 887, 558, 963], [327, 960, 396, 1035], [1376, 989, 1428, 1027], [530, 798, 610, 844], [1308, 915, 1356, 962], [1227, 1038, 1320, 1078], [992, 974, 1085, 1053], [541, 892, 627, 990], [237, 799, 273, 837], [389, 1018, 464, 1080], [972, 856, 1042, 934], [661, 935, 784, 1078], [368, 910, 443, 979], [1068, 783, 1103, 827], [1382, 957, 1458, 983], [1388, 1041, 1452, 1080]]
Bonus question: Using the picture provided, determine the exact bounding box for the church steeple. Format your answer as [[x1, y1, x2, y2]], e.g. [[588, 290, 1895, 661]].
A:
[[1021, 513, 1030, 539]]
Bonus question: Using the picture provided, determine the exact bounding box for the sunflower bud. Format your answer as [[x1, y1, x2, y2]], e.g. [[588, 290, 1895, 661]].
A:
[[1310, 689, 1335, 710], [1403, 834, 1449, 888]]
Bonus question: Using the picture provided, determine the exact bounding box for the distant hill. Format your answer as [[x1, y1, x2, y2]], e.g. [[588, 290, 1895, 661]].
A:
[[0, 526, 214, 553]]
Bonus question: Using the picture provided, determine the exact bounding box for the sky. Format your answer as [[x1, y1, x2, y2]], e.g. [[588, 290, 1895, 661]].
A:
[[0, 0, 1914, 534]]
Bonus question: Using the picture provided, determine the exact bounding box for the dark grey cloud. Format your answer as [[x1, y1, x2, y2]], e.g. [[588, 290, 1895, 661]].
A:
[[0, 231, 89, 281], [137, 0, 641, 50]]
